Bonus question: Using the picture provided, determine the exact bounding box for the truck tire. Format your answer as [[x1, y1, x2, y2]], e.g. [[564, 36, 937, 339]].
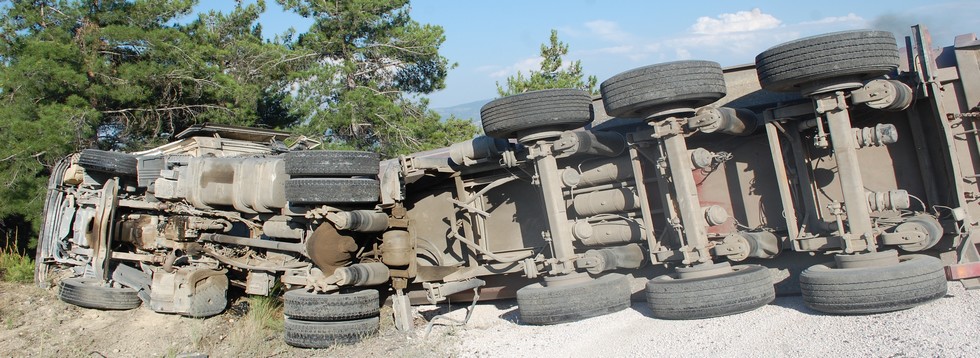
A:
[[480, 89, 593, 139], [755, 30, 899, 92], [284, 178, 380, 205], [283, 316, 379, 348], [77, 149, 139, 176], [799, 254, 947, 314], [600, 60, 726, 118], [516, 273, 630, 325], [283, 289, 380, 321], [284, 151, 380, 177], [58, 277, 141, 310], [645, 264, 774, 320]]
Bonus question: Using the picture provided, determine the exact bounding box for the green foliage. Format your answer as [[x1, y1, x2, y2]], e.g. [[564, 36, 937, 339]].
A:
[[0, 0, 306, 238], [246, 295, 285, 332], [278, 0, 479, 157], [497, 30, 598, 97], [0, 0, 472, 241], [0, 236, 34, 283]]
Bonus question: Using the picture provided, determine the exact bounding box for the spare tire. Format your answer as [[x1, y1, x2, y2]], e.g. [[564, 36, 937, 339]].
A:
[[600, 60, 726, 118], [284, 151, 380, 177], [77, 149, 139, 177], [481, 89, 593, 139], [283, 316, 379, 348], [283, 289, 380, 321], [755, 30, 899, 92]]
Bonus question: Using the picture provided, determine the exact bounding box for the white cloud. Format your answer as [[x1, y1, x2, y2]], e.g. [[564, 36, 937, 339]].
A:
[[674, 48, 692, 60], [690, 8, 781, 34], [485, 8, 875, 86], [488, 57, 542, 78], [667, 31, 798, 56], [800, 13, 865, 26], [585, 20, 632, 42]]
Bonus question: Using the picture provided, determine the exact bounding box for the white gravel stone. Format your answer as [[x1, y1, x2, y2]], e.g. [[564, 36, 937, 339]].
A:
[[420, 281, 980, 357]]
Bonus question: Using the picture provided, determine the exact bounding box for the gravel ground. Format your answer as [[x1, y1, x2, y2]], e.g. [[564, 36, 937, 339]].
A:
[[4, 278, 978, 357], [419, 281, 980, 357]]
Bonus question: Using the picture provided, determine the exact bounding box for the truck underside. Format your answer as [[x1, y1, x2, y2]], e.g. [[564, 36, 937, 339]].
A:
[[34, 25, 980, 347]]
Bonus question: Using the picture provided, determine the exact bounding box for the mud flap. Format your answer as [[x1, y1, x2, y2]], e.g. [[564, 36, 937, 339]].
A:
[[149, 267, 229, 318]]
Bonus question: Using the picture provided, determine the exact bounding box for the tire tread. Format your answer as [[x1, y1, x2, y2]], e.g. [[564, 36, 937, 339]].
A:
[[645, 265, 774, 320], [481, 89, 592, 139], [58, 277, 141, 310], [755, 30, 899, 92]]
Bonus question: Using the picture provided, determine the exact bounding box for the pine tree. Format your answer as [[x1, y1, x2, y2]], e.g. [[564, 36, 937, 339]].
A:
[[0, 0, 302, 241], [278, 0, 479, 157], [497, 30, 598, 97]]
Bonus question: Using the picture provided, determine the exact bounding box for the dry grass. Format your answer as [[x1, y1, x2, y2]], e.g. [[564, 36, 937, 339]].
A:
[[211, 295, 289, 357]]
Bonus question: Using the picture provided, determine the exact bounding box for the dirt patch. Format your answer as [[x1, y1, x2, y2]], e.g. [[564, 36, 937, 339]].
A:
[[10, 277, 974, 357], [0, 281, 458, 357]]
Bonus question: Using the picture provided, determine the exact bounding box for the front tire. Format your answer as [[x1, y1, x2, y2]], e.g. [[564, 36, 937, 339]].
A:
[[77, 149, 139, 176], [58, 277, 141, 310]]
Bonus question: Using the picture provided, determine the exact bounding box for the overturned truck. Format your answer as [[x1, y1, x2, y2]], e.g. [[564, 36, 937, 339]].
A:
[[35, 25, 980, 347]]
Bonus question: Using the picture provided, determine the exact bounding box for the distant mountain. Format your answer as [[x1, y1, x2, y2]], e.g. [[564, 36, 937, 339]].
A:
[[433, 98, 492, 124]]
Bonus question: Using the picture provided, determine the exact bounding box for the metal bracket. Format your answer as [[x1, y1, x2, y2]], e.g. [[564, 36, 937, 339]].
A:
[[850, 81, 888, 105], [813, 92, 847, 114], [650, 118, 685, 139], [422, 279, 486, 304], [880, 231, 926, 246]]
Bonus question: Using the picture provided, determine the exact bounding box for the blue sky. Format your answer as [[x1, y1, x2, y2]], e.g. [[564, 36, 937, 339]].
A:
[[194, 1, 980, 108]]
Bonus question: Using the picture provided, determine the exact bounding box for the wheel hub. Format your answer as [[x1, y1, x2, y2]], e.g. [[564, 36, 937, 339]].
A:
[[799, 77, 864, 97], [516, 128, 564, 144], [642, 107, 696, 122], [834, 249, 899, 269], [674, 261, 733, 279], [542, 272, 592, 287]]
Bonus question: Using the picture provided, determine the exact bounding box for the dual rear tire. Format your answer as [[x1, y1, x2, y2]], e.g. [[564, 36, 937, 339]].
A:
[[282, 151, 381, 205], [282, 289, 380, 349]]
